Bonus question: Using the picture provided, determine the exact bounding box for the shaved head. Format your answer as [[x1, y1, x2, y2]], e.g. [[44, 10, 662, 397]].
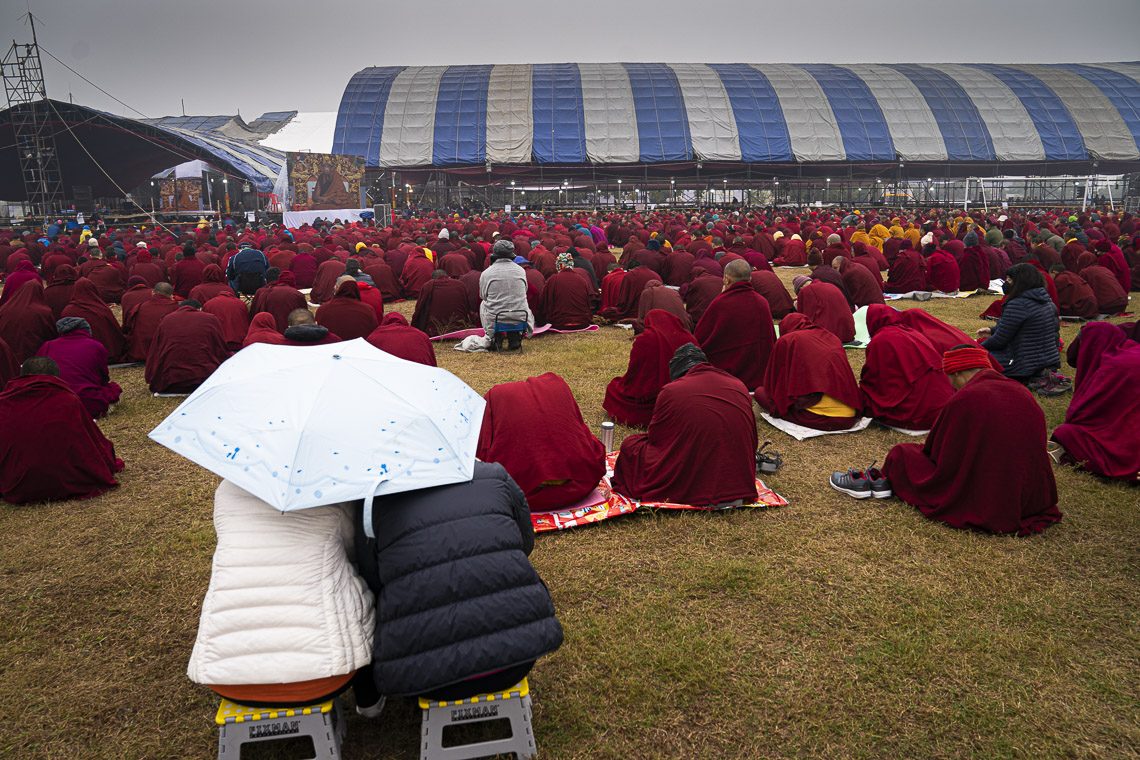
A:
[[724, 259, 751, 283]]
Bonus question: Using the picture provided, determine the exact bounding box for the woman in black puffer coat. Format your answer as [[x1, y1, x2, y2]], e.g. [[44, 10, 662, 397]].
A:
[[981, 263, 1060, 381], [356, 461, 563, 700]]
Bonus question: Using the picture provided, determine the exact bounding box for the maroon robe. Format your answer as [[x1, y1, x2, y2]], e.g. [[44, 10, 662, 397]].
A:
[[926, 250, 960, 292], [171, 257, 205, 298], [119, 283, 152, 322], [797, 281, 855, 344], [203, 291, 252, 351], [837, 258, 884, 308], [1052, 323, 1140, 481], [289, 253, 319, 289], [0, 375, 123, 504], [865, 304, 1002, 373], [123, 293, 178, 362], [860, 316, 954, 430], [365, 312, 437, 366], [663, 251, 694, 285], [539, 268, 595, 330], [635, 281, 690, 331], [315, 281, 379, 340], [364, 261, 401, 301], [604, 310, 696, 427], [612, 363, 758, 505], [438, 252, 472, 277], [884, 370, 1061, 535], [694, 280, 776, 390], [189, 264, 232, 304], [0, 283, 56, 366], [958, 246, 991, 291], [84, 260, 126, 304], [682, 273, 723, 326], [1, 261, 42, 304], [255, 276, 308, 332], [599, 269, 625, 312], [309, 260, 347, 304], [43, 265, 78, 319], [35, 330, 122, 417], [883, 249, 927, 294], [1054, 271, 1098, 319], [600, 266, 659, 321], [476, 372, 606, 512], [1079, 265, 1128, 314], [61, 279, 126, 362], [399, 254, 434, 299], [145, 307, 230, 393], [748, 270, 795, 319], [754, 313, 862, 431], [242, 312, 286, 348], [128, 253, 163, 288], [410, 277, 474, 336], [0, 336, 16, 389]]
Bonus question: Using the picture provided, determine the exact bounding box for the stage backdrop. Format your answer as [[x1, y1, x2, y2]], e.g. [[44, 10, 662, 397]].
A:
[[287, 152, 365, 211], [159, 178, 203, 211]]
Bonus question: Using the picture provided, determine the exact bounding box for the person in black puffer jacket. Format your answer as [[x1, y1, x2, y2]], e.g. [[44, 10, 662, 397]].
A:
[[980, 263, 1060, 381], [355, 461, 563, 700]]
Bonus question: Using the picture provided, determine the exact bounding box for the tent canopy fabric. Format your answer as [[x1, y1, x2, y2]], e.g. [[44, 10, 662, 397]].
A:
[[332, 62, 1140, 170], [0, 99, 284, 200]]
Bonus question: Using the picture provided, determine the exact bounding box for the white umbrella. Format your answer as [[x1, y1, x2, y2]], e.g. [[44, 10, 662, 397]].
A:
[[149, 339, 485, 521]]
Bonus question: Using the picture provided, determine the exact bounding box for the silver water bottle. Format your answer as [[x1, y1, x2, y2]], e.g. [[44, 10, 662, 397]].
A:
[[600, 421, 615, 452]]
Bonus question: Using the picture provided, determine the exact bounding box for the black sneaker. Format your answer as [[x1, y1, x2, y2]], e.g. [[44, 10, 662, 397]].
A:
[[830, 469, 872, 499], [865, 462, 892, 499]]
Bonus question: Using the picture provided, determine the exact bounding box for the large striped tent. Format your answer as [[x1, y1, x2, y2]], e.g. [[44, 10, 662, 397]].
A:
[[332, 63, 1140, 175]]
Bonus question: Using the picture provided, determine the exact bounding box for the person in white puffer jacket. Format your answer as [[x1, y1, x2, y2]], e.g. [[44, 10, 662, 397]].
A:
[[187, 479, 381, 713]]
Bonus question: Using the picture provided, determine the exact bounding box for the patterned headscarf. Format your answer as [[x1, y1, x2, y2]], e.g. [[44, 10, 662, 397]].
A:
[[555, 252, 574, 271]]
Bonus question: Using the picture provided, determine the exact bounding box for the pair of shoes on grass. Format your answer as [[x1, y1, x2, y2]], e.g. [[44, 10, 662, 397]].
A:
[[830, 462, 891, 500]]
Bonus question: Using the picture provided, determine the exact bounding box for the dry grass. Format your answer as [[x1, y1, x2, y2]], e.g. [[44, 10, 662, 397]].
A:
[[1, 269, 1138, 759]]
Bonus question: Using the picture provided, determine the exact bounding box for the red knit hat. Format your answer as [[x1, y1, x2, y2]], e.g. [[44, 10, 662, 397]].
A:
[[942, 346, 991, 375]]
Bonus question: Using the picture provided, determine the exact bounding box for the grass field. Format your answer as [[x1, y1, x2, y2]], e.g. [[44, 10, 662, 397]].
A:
[[1, 268, 1137, 759]]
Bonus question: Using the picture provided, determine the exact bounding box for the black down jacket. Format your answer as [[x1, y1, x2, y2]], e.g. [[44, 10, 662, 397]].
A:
[[355, 461, 563, 696], [982, 287, 1060, 379]]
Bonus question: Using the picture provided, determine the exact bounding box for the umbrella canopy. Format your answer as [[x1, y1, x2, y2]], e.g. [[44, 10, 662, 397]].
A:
[[149, 339, 485, 513]]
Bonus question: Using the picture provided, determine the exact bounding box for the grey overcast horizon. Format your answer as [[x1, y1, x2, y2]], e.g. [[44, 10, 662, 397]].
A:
[[9, 0, 1140, 120]]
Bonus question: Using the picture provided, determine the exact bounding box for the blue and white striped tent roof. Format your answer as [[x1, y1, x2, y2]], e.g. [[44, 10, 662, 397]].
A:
[[332, 63, 1140, 168]]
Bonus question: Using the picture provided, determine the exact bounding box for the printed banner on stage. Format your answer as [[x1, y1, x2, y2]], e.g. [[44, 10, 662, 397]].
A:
[[287, 152, 365, 211], [159, 178, 203, 211]]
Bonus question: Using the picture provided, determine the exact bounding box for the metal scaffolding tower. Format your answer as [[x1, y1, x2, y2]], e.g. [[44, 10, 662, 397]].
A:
[[2, 14, 64, 218]]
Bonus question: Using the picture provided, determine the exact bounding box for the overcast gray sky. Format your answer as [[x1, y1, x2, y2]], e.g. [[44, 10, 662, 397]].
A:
[[9, 0, 1140, 120]]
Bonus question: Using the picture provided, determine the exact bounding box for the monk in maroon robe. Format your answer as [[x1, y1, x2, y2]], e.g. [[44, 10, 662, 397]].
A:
[[309, 259, 346, 304], [316, 280, 379, 340], [882, 346, 1061, 535], [43, 264, 78, 319], [0, 357, 123, 504], [253, 271, 308, 332], [1053, 268, 1098, 320], [145, 304, 230, 393], [539, 255, 595, 330], [1080, 264, 1128, 314], [1, 260, 42, 304], [883, 247, 927, 294], [242, 312, 286, 348], [36, 318, 122, 417], [599, 268, 625, 313], [189, 264, 232, 304], [749, 270, 795, 319], [635, 280, 689, 331], [410, 272, 474, 336], [128, 249, 165, 287], [119, 278, 151, 321], [599, 264, 659, 321], [835, 256, 884, 308], [365, 312, 436, 366], [604, 309, 695, 427], [289, 249, 319, 289], [0, 336, 16, 389], [612, 344, 757, 506], [958, 237, 991, 291], [123, 283, 178, 362], [399, 250, 434, 299], [203, 290, 251, 351], [754, 313, 862, 431], [926, 248, 960, 292], [860, 309, 954, 430], [794, 277, 855, 344], [694, 261, 777, 390], [476, 372, 606, 512], [364, 261, 401, 301], [61, 278, 125, 362], [1052, 322, 1140, 482], [863, 304, 1002, 373], [682, 272, 725, 327], [170, 254, 205, 299], [0, 281, 57, 364]]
